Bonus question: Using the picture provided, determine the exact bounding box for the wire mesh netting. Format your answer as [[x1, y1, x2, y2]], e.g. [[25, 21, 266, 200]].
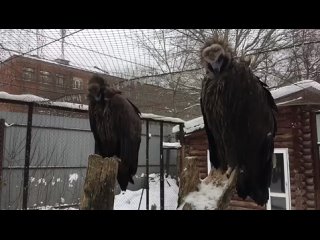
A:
[[2, 29, 319, 210], [0, 29, 201, 80]]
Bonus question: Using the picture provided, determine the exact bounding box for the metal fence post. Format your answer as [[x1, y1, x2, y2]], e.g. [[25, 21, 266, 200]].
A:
[[145, 120, 149, 210], [0, 119, 5, 208], [22, 103, 33, 210], [160, 122, 164, 210], [178, 123, 184, 175]]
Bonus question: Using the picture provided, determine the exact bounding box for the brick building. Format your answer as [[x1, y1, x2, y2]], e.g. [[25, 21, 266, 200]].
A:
[[0, 54, 201, 120]]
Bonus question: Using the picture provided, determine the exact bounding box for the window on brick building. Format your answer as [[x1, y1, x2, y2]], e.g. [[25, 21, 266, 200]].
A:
[[40, 71, 52, 84], [72, 77, 83, 90], [22, 67, 34, 81], [56, 74, 64, 87]]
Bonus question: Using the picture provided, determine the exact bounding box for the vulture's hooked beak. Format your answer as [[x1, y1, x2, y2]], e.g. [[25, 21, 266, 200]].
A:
[[210, 55, 224, 75], [94, 94, 102, 101]]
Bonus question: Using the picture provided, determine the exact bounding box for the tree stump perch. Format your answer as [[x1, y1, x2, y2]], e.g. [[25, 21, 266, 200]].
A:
[[80, 154, 119, 210], [177, 156, 238, 210], [177, 157, 201, 208]]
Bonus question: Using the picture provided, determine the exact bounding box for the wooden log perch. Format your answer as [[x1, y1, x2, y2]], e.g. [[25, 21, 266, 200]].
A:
[[177, 157, 237, 210], [80, 154, 119, 210], [177, 157, 201, 208]]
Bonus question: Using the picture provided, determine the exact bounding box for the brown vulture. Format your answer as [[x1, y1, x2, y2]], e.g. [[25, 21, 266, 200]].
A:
[[200, 38, 277, 206], [87, 75, 142, 191]]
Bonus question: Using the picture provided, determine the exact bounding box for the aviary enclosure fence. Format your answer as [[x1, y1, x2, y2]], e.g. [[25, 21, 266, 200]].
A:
[[0, 29, 195, 210], [0, 29, 308, 210], [0, 97, 184, 210]]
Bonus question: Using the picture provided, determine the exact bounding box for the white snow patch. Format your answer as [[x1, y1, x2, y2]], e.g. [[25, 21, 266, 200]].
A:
[[271, 80, 320, 99], [163, 142, 181, 149], [114, 173, 179, 210], [148, 173, 157, 178], [0, 91, 88, 111], [141, 113, 185, 123], [0, 91, 47, 102], [56, 178, 61, 183], [32, 203, 78, 210], [30, 177, 35, 183], [61, 197, 65, 203], [5, 122, 14, 127], [184, 103, 200, 110], [37, 178, 47, 186], [173, 116, 203, 134], [277, 97, 303, 105], [68, 173, 79, 187], [180, 180, 228, 210]]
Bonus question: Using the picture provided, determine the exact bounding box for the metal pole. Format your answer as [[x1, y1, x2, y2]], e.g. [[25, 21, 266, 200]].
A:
[[22, 103, 33, 210], [145, 120, 149, 210], [0, 119, 5, 208], [179, 123, 184, 174], [160, 122, 164, 210]]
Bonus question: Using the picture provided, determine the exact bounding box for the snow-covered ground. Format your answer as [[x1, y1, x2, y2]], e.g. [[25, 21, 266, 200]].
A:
[[33, 173, 179, 210], [114, 173, 179, 210], [35, 206, 78, 210]]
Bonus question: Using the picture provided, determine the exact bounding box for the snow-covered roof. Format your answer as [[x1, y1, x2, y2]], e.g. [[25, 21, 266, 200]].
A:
[[172, 116, 203, 134], [0, 91, 88, 111], [0, 91, 185, 123], [141, 113, 184, 123], [173, 80, 320, 135], [271, 80, 320, 100]]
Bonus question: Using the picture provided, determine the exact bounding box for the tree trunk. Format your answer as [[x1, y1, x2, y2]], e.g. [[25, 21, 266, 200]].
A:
[[80, 154, 119, 210]]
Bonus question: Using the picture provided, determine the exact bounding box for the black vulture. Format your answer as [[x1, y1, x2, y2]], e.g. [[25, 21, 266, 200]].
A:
[[200, 38, 277, 206], [87, 75, 142, 191]]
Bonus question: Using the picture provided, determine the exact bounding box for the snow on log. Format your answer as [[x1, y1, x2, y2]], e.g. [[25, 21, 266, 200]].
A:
[[177, 157, 237, 210]]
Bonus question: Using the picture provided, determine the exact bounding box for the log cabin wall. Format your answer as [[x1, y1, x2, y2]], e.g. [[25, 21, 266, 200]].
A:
[[181, 104, 320, 210]]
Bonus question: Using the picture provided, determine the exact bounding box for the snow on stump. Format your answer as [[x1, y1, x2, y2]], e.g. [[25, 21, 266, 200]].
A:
[[80, 154, 119, 210], [177, 157, 237, 210]]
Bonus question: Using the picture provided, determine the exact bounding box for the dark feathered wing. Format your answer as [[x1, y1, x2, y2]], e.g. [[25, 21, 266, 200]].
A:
[[127, 98, 141, 116], [109, 95, 142, 191], [258, 79, 278, 136], [89, 104, 103, 155], [200, 97, 220, 169]]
